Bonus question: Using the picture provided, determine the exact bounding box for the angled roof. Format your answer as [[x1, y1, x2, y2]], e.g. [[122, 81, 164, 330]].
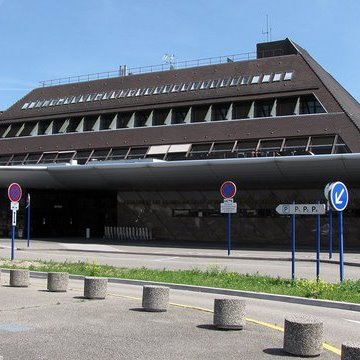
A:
[[291, 40, 360, 131]]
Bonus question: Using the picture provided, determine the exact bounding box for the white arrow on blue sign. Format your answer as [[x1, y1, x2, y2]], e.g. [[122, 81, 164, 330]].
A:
[[328, 181, 349, 212]]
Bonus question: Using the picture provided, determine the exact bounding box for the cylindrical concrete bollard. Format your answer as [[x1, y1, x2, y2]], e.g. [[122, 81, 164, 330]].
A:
[[341, 342, 360, 360], [142, 286, 169, 312], [283, 314, 323, 357], [10, 269, 29, 287], [84, 277, 107, 299], [213, 298, 246, 330], [47, 272, 69, 292]]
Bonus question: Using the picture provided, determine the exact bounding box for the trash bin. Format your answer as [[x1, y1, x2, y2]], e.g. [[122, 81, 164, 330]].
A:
[[85, 228, 90, 239], [18, 229, 24, 238]]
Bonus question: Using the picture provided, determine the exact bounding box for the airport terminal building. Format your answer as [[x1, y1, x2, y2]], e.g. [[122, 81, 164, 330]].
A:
[[0, 38, 359, 248]]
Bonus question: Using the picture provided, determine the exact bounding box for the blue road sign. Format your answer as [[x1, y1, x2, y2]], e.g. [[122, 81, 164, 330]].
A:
[[328, 181, 349, 212]]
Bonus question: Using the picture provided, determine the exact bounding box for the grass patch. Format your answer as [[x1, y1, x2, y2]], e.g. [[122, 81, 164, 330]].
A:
[[2, 260, 360, 304]]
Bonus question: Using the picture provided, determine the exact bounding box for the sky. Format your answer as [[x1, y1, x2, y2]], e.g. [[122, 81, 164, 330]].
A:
[[0, 0, 359, 110]]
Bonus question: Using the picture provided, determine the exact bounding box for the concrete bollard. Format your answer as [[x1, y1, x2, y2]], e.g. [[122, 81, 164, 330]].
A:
[[47, 272, 69, 292], [142, 286, 169, 312], [283, 314, 323, 357], [213, 298, 246, 330], [341, 342, 360, 360], [84, 277, 107, 299], [10, 269, 29, 287]]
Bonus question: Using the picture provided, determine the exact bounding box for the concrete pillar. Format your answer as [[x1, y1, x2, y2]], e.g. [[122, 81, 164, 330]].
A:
[[10, 269, 30, 287], [142, 286, 169, 312], [84, 277, 108, 299], [47, 272, 69, 292], [341, 342, 360, 360], [213, 298, 246, 330], [283, 314, 323, 357]]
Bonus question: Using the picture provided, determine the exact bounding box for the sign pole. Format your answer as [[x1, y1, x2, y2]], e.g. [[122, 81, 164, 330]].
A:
[[27, 194, 31, 248], [329, 208, 333, 259], [316, 202, 321, 281], [339, 211, 344, 285], [291, 210, 296, 281], [11, 222, 15, 261], [227, 213, 231, 256]]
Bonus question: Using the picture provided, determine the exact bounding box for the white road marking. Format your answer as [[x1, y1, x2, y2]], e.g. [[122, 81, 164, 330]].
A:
[[153, 256, 180, 262], [344, 319, 360, 325], [59, 243, 121, 252]]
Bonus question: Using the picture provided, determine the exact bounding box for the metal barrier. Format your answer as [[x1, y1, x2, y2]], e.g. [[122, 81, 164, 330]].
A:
[[104, 226, 152, 241]]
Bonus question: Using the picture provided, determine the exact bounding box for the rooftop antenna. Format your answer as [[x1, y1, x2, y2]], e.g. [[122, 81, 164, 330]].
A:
[[163, 53, 175, 70], [262, 14, 272, 42]]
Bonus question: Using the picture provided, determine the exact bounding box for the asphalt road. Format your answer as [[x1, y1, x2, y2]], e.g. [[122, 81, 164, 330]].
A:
[[3, 239, 360, 282], [0, 274, 354, 359]]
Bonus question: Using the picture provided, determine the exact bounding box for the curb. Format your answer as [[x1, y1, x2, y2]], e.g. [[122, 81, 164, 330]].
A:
[[2, 269, 359, 313]]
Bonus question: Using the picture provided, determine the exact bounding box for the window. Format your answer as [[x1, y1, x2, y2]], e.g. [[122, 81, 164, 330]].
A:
[[162, 85, 172, 93], [210, 79, 219, 88], [39, 152, 57, 164], [181, 83, 190, 91], [144, 87, 154, 95], [251, 75, 260, 84], [212, 103, 231, 121], [86, 94, 96, 102], [56, 98, 65, 105], [127, 89, 136, 97], [22, 103, 30, 110], [89, 149, 110, 161], [255, 100, 274, 117], [191, 105, 208, 123], [24, 153, 41, 164], [119, 89, 129, 97], [35, 101, 44, 108], [109, 91, 117, 99], [240, 76, 250, 85], [172, 107, 189, 124], [28, 102, 37, 109], [235, 141, 259, 157], [277, 97, 298, 116], [55, 151, 76, 163], [94, 93, 103, 101], [70, 97, 77, 104], [308, 136, 335, 154], [284, 71, 293, 81], [74, 150, 92, 164], [42, 100, 51, 107], [189, 143, 212, 159], [171, 84, 181, 92], [102, 92, 109, 100], [230, 77, 240, 86], [127, 147, 148, 159], [300, 95, 326, 114], [273, 73, 282, 82], [219, 78, 230, 87], [108, 148, 129, 160], [78, 96, 84, 103], [135, 88, 145, 96], [190, 82, 200, 90], [258, 139, 284, 155], [200, 80, 210, 89], [153, 86, 163, 94], [63, 97, 71, 104], [262, 74, 271, 83]]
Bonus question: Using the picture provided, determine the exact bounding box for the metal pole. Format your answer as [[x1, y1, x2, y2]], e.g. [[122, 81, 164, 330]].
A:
[[291, 212, 296, 281], [339, 211, 344, 284], [329, 208, 333, 259], [227, 213, 231, 256], [316, 204, 321, 281], [27, 202, 31, 247], [11, 224, 15, 261]]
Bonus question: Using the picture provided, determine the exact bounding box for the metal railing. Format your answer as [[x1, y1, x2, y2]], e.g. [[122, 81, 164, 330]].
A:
[[39, 51, 258, 87]]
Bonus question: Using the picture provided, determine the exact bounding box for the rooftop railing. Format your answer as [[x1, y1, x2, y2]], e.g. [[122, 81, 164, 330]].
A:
[[39, 48, 284, 87]]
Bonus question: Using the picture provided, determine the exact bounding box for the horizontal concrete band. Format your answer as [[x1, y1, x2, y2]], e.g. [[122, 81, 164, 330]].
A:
[[2, 269, 359, 313]]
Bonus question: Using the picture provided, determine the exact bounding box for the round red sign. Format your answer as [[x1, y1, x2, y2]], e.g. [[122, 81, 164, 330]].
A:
[[220, 181, 237, 199], [8, 183, 22, 202]]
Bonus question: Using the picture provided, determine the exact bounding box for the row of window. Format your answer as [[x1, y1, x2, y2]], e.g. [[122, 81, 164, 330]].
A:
[[0, 135, 349, 167], [1, 95, 325, 139], [21, 71, 294, 110]]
